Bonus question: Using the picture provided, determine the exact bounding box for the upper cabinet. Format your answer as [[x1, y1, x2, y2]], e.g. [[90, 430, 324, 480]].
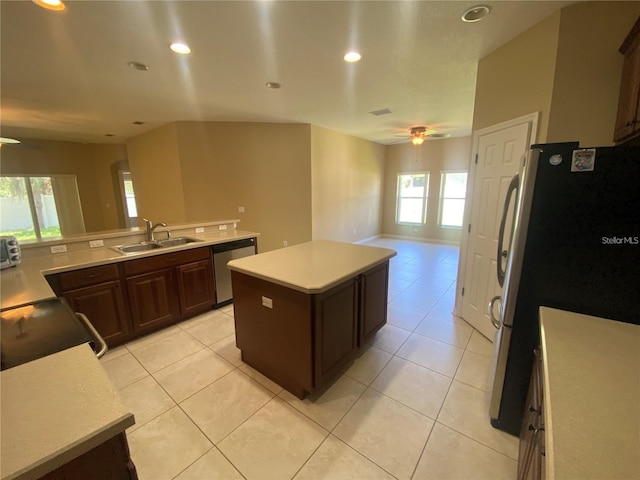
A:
[[614, 16, 640, 144]]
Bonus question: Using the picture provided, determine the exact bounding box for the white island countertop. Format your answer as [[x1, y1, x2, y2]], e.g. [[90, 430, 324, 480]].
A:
[[539, 307, 640, 480], [227, 240, 396, 293], [0, 345, 135, 480]]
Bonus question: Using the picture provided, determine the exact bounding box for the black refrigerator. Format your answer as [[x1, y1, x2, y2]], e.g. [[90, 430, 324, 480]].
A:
[[489, 141, 640, 436]]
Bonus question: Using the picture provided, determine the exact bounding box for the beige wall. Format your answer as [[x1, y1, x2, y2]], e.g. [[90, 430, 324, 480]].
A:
[[310, 126, 385, 243], [382, 136, 471, 243], [175, 122, 312, 253], [126, 123, 186, 227], [473, 2, 639, 146], [0, 139, 125, 232], [547, 2, 640, 145], [472, 11, 560, 141]]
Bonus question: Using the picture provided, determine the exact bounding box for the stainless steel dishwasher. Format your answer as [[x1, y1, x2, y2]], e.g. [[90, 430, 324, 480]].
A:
[[212, 237, 256, 307]]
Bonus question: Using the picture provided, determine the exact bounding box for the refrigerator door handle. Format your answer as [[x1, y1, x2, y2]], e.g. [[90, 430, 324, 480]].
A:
[[488, 295, 503, 329], [496, 173, 520, 287]]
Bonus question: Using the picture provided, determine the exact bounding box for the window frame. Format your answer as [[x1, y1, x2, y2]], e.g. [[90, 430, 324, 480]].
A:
[[395, 171, 430, 225], [438, 170, 468, 229]]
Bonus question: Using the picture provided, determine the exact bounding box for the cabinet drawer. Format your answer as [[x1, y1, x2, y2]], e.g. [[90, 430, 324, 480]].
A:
[[57, 264, 120, 291], [123, 247, 211, 276]]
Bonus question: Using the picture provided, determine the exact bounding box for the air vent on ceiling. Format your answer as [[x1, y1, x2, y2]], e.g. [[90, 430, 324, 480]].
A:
[[369, 108, 392, 116]]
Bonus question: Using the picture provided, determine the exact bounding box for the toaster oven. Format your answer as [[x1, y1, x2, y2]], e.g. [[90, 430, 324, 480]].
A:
[[0, 235, 21, 270]]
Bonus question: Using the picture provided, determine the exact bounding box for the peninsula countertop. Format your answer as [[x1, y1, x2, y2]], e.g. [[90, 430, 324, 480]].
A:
[[227, 239, 396, 293], [539, 307, 640, 480], [0, 228, 258, 309], [0, 344, 135, 480]]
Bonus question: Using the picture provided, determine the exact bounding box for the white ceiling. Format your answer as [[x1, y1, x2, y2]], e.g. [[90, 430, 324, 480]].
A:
[[0, 1, 572, 146]]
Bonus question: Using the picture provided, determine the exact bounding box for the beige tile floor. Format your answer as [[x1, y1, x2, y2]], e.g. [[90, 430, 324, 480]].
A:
[[100, 238, 518, 480]]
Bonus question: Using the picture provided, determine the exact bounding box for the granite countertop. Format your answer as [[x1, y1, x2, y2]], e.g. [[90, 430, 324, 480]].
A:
[[0, 229, 258, 309], [0, 345, 135, 480], [227, 239, 396, 293], [539, 307, 640, 480]]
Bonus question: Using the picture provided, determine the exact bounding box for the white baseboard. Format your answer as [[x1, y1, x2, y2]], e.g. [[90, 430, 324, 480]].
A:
[[379, 234, 460, 246], [353, 234, 382, 245]]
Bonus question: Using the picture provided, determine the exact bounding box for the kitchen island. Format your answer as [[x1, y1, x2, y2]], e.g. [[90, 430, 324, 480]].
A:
[[228, 240, 396, 398]]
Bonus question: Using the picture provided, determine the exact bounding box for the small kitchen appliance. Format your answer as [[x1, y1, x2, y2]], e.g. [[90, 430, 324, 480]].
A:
[[0, 235, 21, 270]]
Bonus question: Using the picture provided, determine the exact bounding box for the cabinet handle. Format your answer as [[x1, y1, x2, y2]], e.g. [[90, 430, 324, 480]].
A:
[[82, 273, 100, 279]]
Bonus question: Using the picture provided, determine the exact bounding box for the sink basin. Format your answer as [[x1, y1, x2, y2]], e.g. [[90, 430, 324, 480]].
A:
[[157, 237, 202, 247], [112, 242, 163, 254]]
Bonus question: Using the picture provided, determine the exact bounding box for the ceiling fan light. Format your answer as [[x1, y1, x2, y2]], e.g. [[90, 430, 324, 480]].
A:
[[411, 136, 425, 146], [32, 0, 66, 11]]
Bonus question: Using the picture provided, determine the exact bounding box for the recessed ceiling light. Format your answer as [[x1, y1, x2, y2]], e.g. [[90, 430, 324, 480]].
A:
[[266, 82, 281, 89], [32, 0, 65, 11], [170, 42, 191, 54], [0, 137, 21, 144], [461, 5, 491, 22], [344, 52, 362, 63], [128, 61, 150, 71]]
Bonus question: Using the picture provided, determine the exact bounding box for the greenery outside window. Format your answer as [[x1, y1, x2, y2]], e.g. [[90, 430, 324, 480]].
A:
[[0, 175, 84, 240], [439, 171, 468, 228], [396, 172, 429, 225]]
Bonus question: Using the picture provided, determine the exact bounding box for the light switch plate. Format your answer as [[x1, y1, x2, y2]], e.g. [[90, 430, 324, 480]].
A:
[[50, 245, 68, 254], [238, 206, 245, 213], [195, 227, 205, 233], [261, 296, 273, 309], [89, 239, 104, 248]]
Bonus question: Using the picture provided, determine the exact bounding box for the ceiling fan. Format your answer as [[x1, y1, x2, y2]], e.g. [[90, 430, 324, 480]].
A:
[[392, 126, 450, 145]]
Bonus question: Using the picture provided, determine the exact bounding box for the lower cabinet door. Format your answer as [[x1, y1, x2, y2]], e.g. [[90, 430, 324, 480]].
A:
[[176, 259, 215, 317], [313, 279, 358, 387], [358, 261, 389, 346], [126, 268, 180, 333], [64, 280, 131, 346]]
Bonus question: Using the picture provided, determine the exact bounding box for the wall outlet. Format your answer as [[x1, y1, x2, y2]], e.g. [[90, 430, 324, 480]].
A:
[[219, 224, 227, 230], [195, 227, 205, 233], [283, 240, 288, 247], [50, 245, 68, 254], [238, 206, 245, 213], [89, 239, 104, 248], [261, 296, 273, 309]]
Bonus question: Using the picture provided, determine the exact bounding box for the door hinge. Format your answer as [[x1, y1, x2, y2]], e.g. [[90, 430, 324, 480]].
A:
[[475, 154, 478, 164], [467, 224, 471, 233], [461, 287, 465, 296]]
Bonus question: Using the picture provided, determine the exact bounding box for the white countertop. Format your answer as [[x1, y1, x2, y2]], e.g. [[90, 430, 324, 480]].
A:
[[0, 229, 258, 309], [0, 345, 135, 480], [227, 239, 396, 293], [539, 307, 640, 480]]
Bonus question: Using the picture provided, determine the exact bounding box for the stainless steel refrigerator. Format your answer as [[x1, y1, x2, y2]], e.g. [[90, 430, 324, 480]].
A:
[[488, 141, 640, 436]]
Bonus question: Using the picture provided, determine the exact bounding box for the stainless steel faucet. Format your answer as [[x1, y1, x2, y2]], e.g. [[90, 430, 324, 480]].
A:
[[143, 218, 167, 242]]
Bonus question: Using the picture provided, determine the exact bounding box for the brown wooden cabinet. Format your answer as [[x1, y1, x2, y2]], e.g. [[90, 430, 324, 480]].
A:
[[123, 247, 215, 334], [126, 268, 180, 333], [46, 246, 216, 346], [614, 16, 640, 144], [48, 264, 131, 346], [358, 262, 389, 346], [232, 259, 390, 399], [517, 348, 545, 480]]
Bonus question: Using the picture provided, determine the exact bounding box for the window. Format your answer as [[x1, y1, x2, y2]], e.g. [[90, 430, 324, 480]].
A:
[[0, 175, 84, 240], [439, 171, 468, 228], [396, 172, 429, 224]]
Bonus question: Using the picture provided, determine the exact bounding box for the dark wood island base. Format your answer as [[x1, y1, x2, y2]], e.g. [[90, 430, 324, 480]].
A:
[[231, 260, 390, 399]]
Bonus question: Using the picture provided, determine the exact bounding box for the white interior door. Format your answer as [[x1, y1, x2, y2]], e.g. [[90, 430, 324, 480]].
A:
[[457, 114, 537, 340]]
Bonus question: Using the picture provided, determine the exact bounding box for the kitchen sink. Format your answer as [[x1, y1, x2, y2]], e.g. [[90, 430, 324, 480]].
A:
[[156, 237, 201, 247], [112, 242, 164, 254], [112, 237, 202, 255]]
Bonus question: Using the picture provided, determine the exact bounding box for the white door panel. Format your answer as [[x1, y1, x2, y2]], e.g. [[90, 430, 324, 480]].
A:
[[459, 118, 535, 340]]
